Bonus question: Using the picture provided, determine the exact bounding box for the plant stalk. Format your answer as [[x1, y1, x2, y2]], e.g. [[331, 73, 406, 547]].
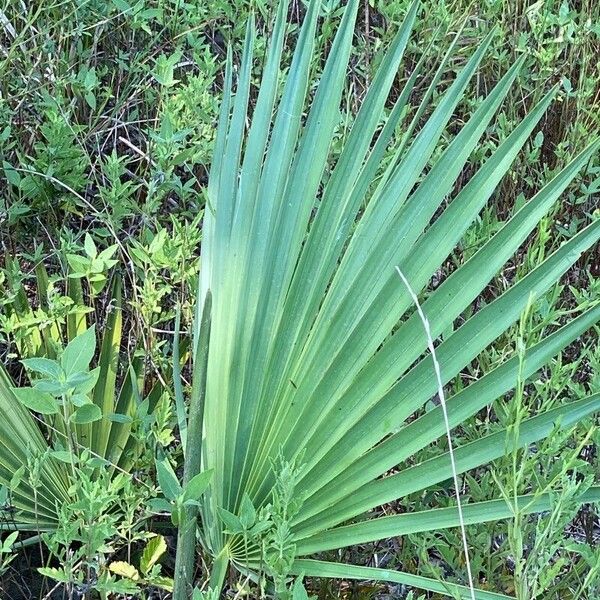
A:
[[173, 291, 212, 599]]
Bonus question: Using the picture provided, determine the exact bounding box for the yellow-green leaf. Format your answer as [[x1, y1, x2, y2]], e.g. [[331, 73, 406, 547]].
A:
[[109, 561, 140, 581], [140, 534, 167, 575]]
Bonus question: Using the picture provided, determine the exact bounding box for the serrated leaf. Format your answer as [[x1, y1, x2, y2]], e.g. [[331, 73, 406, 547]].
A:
[[140, 535, 167, 575], [217, 507, 243, 534], [71, 393, 91, 407], [248, 520, 272, 537], [66, 253, 90, 274], [51, 450, 76, 464], [39, 567, 71, 583], [3, 161, 21, 186], [90, 259, 105, 274], [9, 465, 25, 490], [1, 531, 18, 551], [109, 561, 140, 581], [84, 233, 97, 259], [107, 412, 133, 423], [33, 379, 70, 395], [96, 575, 139, 595], [67, 371, 95, 389], [148, 498, 173, 514], [98, 244, 119, 261], [239, 493, 256, 529], [74, 366, 100, 394], [152, 576, 174, 592]]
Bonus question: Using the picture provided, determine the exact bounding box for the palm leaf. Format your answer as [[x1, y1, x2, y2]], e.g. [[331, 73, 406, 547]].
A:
[[0, 367, 70, 531], [292, 559, 513, 600], [90, 277, 123, 457], [191, 0, 600, 596]]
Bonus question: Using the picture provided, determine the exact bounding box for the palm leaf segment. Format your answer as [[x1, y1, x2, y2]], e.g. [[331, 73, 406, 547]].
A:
[[197, 0, 600, 596]]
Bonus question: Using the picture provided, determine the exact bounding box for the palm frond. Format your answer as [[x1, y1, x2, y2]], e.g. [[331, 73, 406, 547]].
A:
[[194, 0, 600, 595]]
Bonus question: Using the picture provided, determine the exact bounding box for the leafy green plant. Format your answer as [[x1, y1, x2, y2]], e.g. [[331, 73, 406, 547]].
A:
[[153, 452, 213, 527], [38, 455, 136, 596], [106, 534, 174, 595], [174, 0, 600, 598], [0, 528, 18, 576], [128, 214, 203, 334], [0, 271, 166, 533], [66, 233, 119, 298], [14, 105, 88, 213], [1, 253, 93, 358]]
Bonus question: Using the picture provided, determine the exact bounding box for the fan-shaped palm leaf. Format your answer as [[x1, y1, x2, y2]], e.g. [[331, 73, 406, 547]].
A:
[[189, 0, 600, 597]]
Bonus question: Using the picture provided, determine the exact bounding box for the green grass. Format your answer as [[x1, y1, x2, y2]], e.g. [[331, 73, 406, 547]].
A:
[[0, 1, 599, 599]]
